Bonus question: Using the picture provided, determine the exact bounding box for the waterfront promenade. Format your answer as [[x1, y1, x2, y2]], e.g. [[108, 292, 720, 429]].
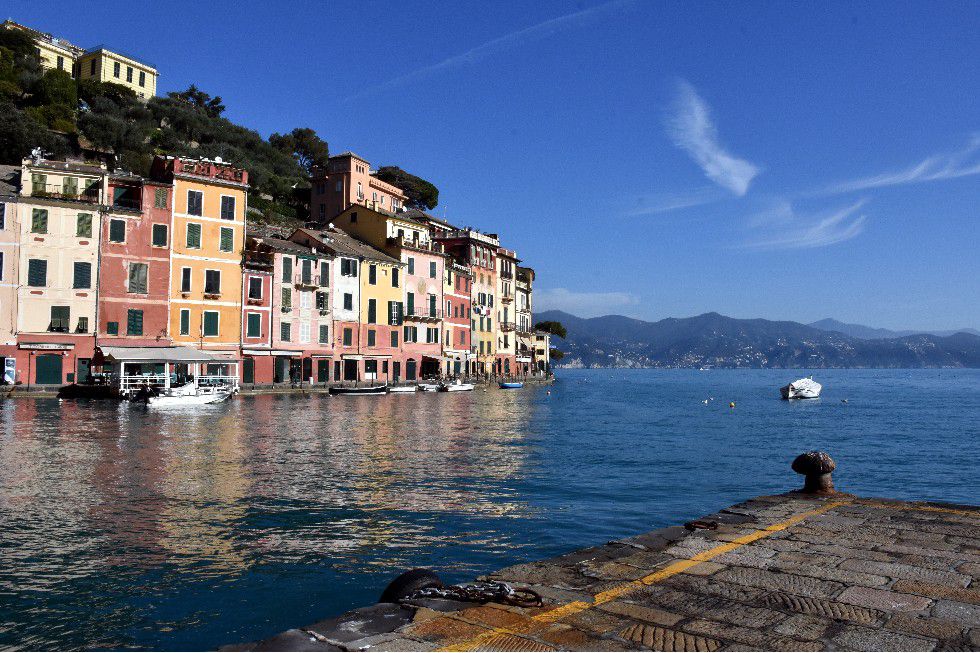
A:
[[229, 458, 980, 651]]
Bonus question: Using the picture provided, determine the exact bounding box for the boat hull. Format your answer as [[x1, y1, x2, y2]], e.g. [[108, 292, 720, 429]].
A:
[[780, 378, 822, 400], [439, 383, 474, 392], [388, 385, 418, 393], [328, 385, 388, 395], [146, 391, 232, 406], [499, 382, 524, 389]]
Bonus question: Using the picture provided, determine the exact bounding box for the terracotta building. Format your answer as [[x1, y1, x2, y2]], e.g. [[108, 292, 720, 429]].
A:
[[309, 152, 406, 222]]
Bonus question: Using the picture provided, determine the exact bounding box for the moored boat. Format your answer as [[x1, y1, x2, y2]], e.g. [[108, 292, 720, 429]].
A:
[[328, 385, 388, 395], [418, 383, 440, 392], [780, 377, 822, 399], [499, 381, 524, 389], [439, 380, 474, 392], [388, 384, 418, 393]]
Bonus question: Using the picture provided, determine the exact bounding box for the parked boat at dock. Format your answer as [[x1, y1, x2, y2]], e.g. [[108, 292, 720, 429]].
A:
[[328, 385, 389, 395], [439, 380, 474, 392], [418, 383, 440, 392], [780, 376, 822, 399], [499, 381, 524, 389], [388, 385, 418, 393]]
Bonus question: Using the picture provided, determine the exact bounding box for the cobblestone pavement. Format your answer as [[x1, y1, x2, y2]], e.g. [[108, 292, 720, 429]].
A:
[[226, 494, 980, 651]]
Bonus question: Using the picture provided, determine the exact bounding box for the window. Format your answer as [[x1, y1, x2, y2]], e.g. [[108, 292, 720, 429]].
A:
[[403, 325, 418, 343], [154, 187, 167, 208], [220, 196, 235, 220], [50, 306, 70, 332], [426, 327, 439, 344], [356, 181, 363, 199], [315, 291, 328, 310], [430, 261, 437, 278], [428, 294, 436, 318], [407, 257, 415, 275], [367, 329, 376, 347], [219, 226, 234, 252], [202, 311, 219, 337], [389, 329, 399, 348], [301, 259, 312, 285], [73, 262, 92, 289], [151, 223, 168, 247], [343, 293, 353, 310], [31, 208, 48, 234], [368, 264, 377, 285], [319, 261, 329, 285], [248, 277, 263, 299], [139, 71, 145, 87], [90, 59, 96, 76], [281, 287, 292, 309], [392, 268, 399, 288], [298, 323, 311, 343], [126, 66, 133, 83], [335, 180, 342, 192], [63, 177, 78, 197], [319, 324, 329, 344], [180, 267, 192, 292], [129, 263, 148, 294], [319, 204, 325, 219], [186, 223, 201, 248], [108, 219, 126, 243], [179, 309, 190, 335], [280, 322, 292, 342], [246, 313, 261, 338], [340, 258, 357, 277], [388, 301, 402, 326], [187, 190, 203, 216], [342, 328, 352, 346], [0, 203, 4, 229], [114, 61, 121, 78], [282, 256, 292, 282], [300, 290, 311, 309], [57, 55, 64, 70], [406, 292, 415, 315], [27, 259, 47, 287], [127, 309, 143, 336], [367, 299, 377, 324], [205, 269, 221, 295], [106, 321, 119, 335]]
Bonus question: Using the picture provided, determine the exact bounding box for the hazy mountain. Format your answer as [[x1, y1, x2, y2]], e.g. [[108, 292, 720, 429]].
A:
[[535, 310, 980, 369], [808, 318, 980, 340]]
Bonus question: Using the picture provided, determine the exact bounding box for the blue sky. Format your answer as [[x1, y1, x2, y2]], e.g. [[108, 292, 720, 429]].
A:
[[15, 1, 979, 329]]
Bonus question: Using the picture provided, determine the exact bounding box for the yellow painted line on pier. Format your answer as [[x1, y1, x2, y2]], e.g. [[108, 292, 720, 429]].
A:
[[438, 499, 851, 651], [853, 500, 980, 518]]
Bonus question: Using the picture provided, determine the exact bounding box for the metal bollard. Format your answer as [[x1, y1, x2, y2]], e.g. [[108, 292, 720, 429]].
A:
[[792, 451, 837, 494]]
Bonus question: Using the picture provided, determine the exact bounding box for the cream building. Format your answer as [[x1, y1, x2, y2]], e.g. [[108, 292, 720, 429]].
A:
[[2, 20, 82, 74], [77, 47, 157, 100]]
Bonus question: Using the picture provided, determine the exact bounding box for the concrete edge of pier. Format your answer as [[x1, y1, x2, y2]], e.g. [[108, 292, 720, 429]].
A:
[[222, 455, 980, 652]]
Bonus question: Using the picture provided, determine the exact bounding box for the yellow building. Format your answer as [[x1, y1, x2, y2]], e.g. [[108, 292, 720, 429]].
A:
[[151, 156, 247, 359], [2, 20, 83, 74], [77, 47, 157, 100]]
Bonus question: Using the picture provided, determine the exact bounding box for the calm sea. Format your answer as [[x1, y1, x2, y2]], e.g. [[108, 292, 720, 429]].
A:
[[1, 369, 977, 650]]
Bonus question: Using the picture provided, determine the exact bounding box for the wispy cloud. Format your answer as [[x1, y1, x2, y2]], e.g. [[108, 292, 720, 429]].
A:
[[535, 288, 640, 318], [345, 0, 633, 101], [743, 199, 868, 250], [627, 188, 723, 216], [666, 80, 761, 196], [824, 134, 980, 194]]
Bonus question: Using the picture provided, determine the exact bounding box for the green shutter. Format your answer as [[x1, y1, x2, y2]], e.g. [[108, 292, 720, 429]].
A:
[[129, 263, 148, 294], [319, 324, 329, 344], [281, 287, 291, 308], [28, 259, 47, 287], [186, 223, 201, 248], [127, 309, 144, 336], [179, 310, 190, 335], [109, 219, 126, 242], [367, 299, 376, 324], [203, 311, 218, 336], [282, 256, 292, 282], [219, 226, 234, 252], [154, 187, 167, 209], [106, 321, 119, 335], [32, 208, 48, 234], [152, 223, 168, 246], [73, 262, 91, 289], [76, 213, 93, 238], [247, 313, 261, 338], [50, 306, 70, 331]]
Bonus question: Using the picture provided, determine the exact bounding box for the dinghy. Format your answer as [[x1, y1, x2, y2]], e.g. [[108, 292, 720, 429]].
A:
[[499, 381, 524, 389], [439, 380, 474, 392], [418, 383, 440, 392], [780, 377, 822, 399]]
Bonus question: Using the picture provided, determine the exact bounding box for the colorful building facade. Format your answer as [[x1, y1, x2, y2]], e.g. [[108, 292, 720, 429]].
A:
[[443, 262, 473, 376], [495, 247, 519, 376], [0, 166, 20, 383], [309, 152, 406, 222], [515, 266, 535, 375]]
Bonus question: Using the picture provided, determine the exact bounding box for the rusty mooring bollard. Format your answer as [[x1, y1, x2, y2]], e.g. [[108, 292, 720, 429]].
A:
[[792, 451, 836, 494]]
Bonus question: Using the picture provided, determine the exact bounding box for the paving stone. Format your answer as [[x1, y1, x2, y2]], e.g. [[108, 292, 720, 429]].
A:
[[804, 543, 898, 562], [932, 600, 980, 627], [619, 622, 723, 651], [661, 574, 769, 604], [403, 616, 489, 644], [679, 619, 821, 651], [681, 561, 726, 576], [560, 606, 632, 635], [455, 605, 537, 631], [765, 559, 891, 586], [831, 625, 936, 651], [839, 559, 972, 587], [612, 550, 674, 571], [772, 613, 834, 641], [538, 624, 598, 648], [368, 637, 434, 651], [249, 629, 342, 651], [640, 588, 786, 628], [583, 561, 648, 581], [886, 614, 968, 641], [956, 562, 980, 576], [761, 592, 886, 626], [892, 580, 980, 605], [838, 586, 934, 612], [597, 600, 684, 627], [713, 566, 845, 599], [472, 632, 556, 651]]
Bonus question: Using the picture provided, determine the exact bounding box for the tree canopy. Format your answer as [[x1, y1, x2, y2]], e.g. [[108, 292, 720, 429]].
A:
[[374, 165, 439, 210], [270, 128, 329, 175], [534, 321, 567, 339]]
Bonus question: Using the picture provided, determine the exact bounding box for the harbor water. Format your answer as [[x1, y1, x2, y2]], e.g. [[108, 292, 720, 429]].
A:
[[0, 368, 977, 650]]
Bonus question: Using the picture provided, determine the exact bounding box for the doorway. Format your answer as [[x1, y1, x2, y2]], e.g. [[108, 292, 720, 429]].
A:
[[35, 354, 63, 385]]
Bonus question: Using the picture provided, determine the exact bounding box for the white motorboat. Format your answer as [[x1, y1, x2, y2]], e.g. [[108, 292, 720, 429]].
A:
[[439, 380, 474, 392], [145, 383, 233, 406], [100, 345, 240, 408], [780, 376, 822, 399], [388, 384, 418, 393], [418, 383, 440, 392]]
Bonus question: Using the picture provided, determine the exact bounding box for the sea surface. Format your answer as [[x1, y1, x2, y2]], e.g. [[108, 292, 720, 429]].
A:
[[0, 369, 978, 650]]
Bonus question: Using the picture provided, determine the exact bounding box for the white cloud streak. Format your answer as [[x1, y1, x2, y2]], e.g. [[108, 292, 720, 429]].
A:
[[627, 188, 722, 216], [345, 0, 633, 101], [743, 199, 868, 250], [666, 80, 761, 196], [824, 134, 980, 194], [534, 288, 640, 318]]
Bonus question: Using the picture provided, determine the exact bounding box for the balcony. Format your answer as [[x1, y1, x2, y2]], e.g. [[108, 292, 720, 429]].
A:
[[111, 196, 142, 212], [517, 324, 534, 336], [500, 322, 516, 332], [31, 184, 100, 204], [403, 306, 443, 321], [387, 236, 442, 253], [294, 273, 322, 290], [500, 293, 514, 303], [244, 251, 275, 269], [500, 270, 514, 280]]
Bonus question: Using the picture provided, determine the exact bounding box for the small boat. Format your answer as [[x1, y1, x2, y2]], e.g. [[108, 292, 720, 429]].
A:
[[388, 384, 418, 393], [418, 383, 440, 392], [780, 377, 822, 400], [328, 385, 388, 395], [439, 380, 474, 392], [499, 381, 524, 389], [137, 382, 233, 407]]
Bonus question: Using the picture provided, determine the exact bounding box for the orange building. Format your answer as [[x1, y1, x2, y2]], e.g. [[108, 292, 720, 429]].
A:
[[151, 156, 248, 364]]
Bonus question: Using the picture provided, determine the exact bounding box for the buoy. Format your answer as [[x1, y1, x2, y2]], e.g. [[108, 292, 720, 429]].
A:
[[729, 401, 736, 408], [841, 399, 848, 403], [546, 390, 551, 395], [703, 399, 709, 405]]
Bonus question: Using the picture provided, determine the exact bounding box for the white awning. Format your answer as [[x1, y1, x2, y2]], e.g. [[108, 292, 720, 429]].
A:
[[97, 346, 225, 363]]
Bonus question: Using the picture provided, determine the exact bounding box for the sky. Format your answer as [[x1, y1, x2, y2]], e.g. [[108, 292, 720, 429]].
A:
[[13, 0, 979, 330]]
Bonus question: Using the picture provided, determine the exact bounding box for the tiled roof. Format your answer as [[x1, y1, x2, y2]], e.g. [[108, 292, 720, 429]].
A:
[[0, 165, 20, 198], [295, 227, 399, 264]]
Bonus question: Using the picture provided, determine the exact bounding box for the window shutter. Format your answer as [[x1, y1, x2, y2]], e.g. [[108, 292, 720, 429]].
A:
[[203, 312, 219, 336], [367, 299, 376, 324], [187, 223, 201, 248], [109, 219, 126, 242], [129, 263, 148, 294], [320, 262, 329, 285], [152, 224, 167, 246], [28, 259, 47, 287], [188, 191, 203, 216], [154, 187, 167, 208], [107, 321, 119, 335], [247, 313, 261, 338], [127, 309, 144, 336], [282, 287, 291, 308], [76, 213, 92, 238], [220, 227, 234, 252], [319, 324, 329, 344], [32, 208, 48, 234], [179, 310, 190, 335], [282, 256, 292, 282], [73, 262, 91, 289]]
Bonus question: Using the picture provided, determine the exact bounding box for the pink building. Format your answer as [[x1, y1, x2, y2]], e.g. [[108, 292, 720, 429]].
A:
[[310, 152, 407, 222], [240, 235, 274, 384]]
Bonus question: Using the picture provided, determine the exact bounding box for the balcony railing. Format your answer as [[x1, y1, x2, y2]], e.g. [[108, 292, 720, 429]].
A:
[[387, 236, 442, 253], [403, 306, 443, 320], [111, 196, 142, 211], [500, 270, 514, 280], [293, 273, 324, 289], [500, 322, 516, 332], [500, 293, 514, 303], [516, 325, 533, 335], [32, 184, 100, 204]]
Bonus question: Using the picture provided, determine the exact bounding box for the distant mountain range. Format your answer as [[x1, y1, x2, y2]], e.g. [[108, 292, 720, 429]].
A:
[[807, 318, 980, 340], [535, 311, 980, 369]]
